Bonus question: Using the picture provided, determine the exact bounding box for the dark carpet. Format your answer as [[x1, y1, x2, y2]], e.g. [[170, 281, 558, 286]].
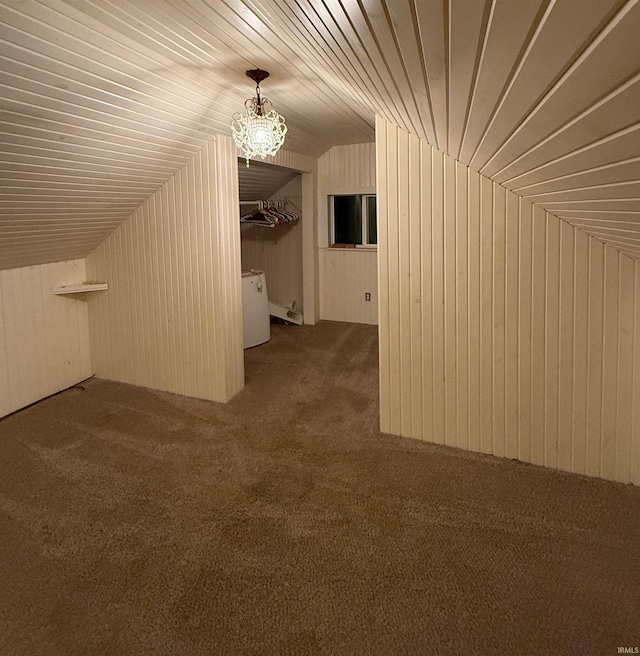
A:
[[1, 320, 639, 655]]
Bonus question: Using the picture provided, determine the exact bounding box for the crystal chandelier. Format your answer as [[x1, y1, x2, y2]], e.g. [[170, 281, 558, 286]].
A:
[[231, 69, 287, 167]]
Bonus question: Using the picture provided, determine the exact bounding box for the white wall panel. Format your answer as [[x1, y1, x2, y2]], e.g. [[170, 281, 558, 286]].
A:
[[0, 259, 92, 418], [238, 161, 298, 202], [633, 261, 640, 483], [260, 149, 316, 176], [377, 116, 640, 484], [317, 143, 377, 324], [86, 135, 243, 403], [0, 281, 9, 418], [318, 143, 376, 192], [319, 249, 378, 325]]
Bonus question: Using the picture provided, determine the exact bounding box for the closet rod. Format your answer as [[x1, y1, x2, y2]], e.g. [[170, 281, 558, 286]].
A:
[[239, 200, 281, 205], [239, 199, 292, 205]]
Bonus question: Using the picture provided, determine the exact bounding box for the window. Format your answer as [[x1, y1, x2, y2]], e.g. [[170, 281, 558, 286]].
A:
[[330, 194, 377, 247]]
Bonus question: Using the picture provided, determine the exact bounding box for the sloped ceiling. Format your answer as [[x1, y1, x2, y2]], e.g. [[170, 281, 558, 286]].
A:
[[1, 0, 640, 270], [238, 160, 298, 202]]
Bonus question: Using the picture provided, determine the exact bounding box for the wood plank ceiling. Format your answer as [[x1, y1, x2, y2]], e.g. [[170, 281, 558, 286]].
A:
[[237, 160, 298, 202], [1, 0, 640, 269]]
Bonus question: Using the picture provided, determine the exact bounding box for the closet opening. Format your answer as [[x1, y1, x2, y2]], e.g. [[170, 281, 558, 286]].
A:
[[237, 158, 304, 356]]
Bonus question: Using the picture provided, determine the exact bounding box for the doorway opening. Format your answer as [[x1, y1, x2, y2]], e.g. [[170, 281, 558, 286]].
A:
[[237, 158, 305, 359]]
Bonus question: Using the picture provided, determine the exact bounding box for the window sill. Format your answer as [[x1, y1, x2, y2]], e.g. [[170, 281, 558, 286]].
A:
[[326, 245, 377, 252]]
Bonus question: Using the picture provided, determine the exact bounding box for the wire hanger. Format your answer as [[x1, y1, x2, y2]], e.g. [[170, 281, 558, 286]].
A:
[[240, 200, 300, 228]]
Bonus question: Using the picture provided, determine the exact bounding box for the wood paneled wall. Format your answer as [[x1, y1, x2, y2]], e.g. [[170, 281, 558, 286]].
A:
[[241, 176, 304, 311], [0, 259, 92, 418], [262, 149, 316, 176], [317, 143, 378, 324], [320, 249, 378, 325], [318, 143, 376, 194], [376, 116, 640, 484], [86, 136, 243, 403]]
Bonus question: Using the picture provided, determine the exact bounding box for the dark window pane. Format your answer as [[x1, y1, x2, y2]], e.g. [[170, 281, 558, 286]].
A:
[[367, 196, 377, 244], [333, 195, 362, 244]]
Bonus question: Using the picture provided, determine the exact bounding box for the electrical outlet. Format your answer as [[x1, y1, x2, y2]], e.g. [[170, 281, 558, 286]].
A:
[[365, 292, 371, 301]]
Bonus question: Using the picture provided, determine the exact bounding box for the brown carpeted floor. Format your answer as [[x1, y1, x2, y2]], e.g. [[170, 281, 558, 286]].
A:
[[1, 320, 639, 655]]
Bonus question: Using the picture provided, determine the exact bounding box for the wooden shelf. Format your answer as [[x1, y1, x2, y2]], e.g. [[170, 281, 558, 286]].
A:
[[53, 283, 108, 295]]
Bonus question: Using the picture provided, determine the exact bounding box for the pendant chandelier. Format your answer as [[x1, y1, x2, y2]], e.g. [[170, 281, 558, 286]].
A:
[[231, 69, 287, 167]]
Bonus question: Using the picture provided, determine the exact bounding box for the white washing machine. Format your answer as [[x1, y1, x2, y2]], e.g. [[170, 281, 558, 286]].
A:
[[241, 270, 270, 348]]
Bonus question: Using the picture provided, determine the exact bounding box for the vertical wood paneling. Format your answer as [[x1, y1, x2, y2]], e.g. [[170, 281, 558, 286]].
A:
[[455, 162, 469, 451], [586, 238, 605, 478], [212, 137, 244, 400], [431, 148, 446, 446], [633, 261, 640, 484], [479, 175, 493, 454], [86, 135, 243, 403], [0, 259, 92, 418], [385, 126, 400, 433], [558, 220, 575, 473], [420, 143, 434, 442], [616, 254, 635, 483], [505, 193, 519, 460], [544, 216, 560, 470], [214, 139, 233, 399], [572, 229, 590, 475], [600, 246, 620, 481], [318, 144, 376, 192], [530, 206, 547, 467], [376, 118, 390, 433], [443, 155, 457, 447], [377, 116, 640, 484], [318, 142, 378, 324], [517, 199, 533, 463], [409, 134, 423, 438], [0, 282, 10, 418], [492, 184, 506, 458], [319, 251, 378, 327], [467, 168, 481, 452], [302, 170, 320, 325], [398, 128, 411, 437]]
